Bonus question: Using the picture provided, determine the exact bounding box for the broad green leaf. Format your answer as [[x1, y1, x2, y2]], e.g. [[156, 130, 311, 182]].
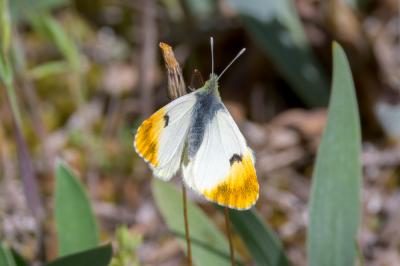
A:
[[45, 244, 112, 266], [0, 243, 16, 266], [152, 180, 234, 266], [11, 249, 28, 266], [229, 209, 291, 266], [55, 160, 99, 256], [227, 0, 329, 107], [307, 42, 361, 266]]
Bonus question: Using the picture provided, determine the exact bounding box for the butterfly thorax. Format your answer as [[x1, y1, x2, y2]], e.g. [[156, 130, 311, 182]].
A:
[[203, 74, 219, 95], [187, 75, 223, 159]]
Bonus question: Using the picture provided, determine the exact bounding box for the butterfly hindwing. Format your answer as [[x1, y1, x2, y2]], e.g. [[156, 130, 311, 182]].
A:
[[183, 105, 259, 210], [134, 93, 196, 180]]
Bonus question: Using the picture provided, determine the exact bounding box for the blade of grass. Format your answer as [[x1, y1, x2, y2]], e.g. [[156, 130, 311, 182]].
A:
[[55, 160, 100, 256], [45, 244, 112, 266], [30, 13, 84, 106], [28, 61, 70, 79], [0, 0, 21, 126], [229, 209, 291, 266], [34, 14, 80, 71], [152, 179, 237, 266], [0, 0, 10, 55], [307, 42, 361, 266]]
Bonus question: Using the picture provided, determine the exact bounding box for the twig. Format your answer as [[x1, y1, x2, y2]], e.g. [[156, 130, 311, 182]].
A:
[[13, 30, 54, 169], [0, 3, 45, 260], [224, 208, 235, 266], [182, 184, 192, 266]]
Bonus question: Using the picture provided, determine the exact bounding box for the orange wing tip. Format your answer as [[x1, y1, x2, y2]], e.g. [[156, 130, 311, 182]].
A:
[[202, 153, 259, 210], [134, 108, 166, 167], [203, 191, 259, 210]]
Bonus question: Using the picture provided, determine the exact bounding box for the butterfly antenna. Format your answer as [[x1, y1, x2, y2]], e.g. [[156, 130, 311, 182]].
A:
[[210, 37, 214, 74], [217, 48, 246, 80]]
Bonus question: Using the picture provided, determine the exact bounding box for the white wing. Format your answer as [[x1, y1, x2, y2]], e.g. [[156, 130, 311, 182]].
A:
[[182, 106, 259, 210], [134, 92, 195, 180]]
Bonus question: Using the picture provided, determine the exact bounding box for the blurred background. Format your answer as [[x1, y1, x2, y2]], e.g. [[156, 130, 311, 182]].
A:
[[0, 0, 399, 265]]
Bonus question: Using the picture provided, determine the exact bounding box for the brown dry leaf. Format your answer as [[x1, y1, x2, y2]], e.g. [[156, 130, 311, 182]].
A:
[[271, 108, 327, 138]]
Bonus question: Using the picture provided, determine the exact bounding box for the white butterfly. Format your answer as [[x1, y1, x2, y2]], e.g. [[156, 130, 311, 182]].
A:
[[134, 40, 259, 210]]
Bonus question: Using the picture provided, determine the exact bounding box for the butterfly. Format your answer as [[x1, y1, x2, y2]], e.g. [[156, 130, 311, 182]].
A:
[[134, 38, 259, 210]]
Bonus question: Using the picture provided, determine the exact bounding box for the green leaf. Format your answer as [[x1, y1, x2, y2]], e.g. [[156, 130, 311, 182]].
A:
[[307, 42, 361, 266], [152, 179, 234, 266], [9, 0, 67, 21], [29, 61, 69, 79], [342, 0, 371, 9], [55, 160, 99, 256], [0, 243, 16, 266], [227, 0, 329, 107], [229, 209, 291, 266], [11, 249, 28, 266], [30, 14, 81, 72], [45, 244, 112, 266], [0, 0, 11, 56], [0, 0, 13, 85], [185, 0, 215, 20]]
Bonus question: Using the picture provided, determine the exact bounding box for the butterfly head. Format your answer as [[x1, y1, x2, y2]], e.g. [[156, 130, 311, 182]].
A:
[[204, 73, 219, 92]]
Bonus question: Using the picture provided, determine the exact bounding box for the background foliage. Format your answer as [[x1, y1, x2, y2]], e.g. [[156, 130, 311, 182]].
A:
[[0, 0, 399, 265]]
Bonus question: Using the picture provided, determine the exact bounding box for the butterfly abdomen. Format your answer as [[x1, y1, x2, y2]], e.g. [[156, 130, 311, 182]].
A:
[[188, 91, 223, 158]]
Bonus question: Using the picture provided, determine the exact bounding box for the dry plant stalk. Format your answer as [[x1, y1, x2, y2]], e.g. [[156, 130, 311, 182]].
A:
[[159, 42, 192, 265], [159, 42, 186, 99]]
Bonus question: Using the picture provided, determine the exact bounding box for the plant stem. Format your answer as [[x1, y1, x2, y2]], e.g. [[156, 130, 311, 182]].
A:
[[224, 207, 235, 266], [159, 41, 192, 265], [182, 183, 192, 266]]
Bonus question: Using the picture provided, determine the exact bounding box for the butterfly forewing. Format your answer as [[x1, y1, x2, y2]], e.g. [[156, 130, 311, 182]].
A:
[[134, 93, 196, 180]]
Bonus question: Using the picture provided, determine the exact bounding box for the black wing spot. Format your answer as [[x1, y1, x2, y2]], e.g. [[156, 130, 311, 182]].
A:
[[164, 114, 169, 127], [229, 154, 242, 165]]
